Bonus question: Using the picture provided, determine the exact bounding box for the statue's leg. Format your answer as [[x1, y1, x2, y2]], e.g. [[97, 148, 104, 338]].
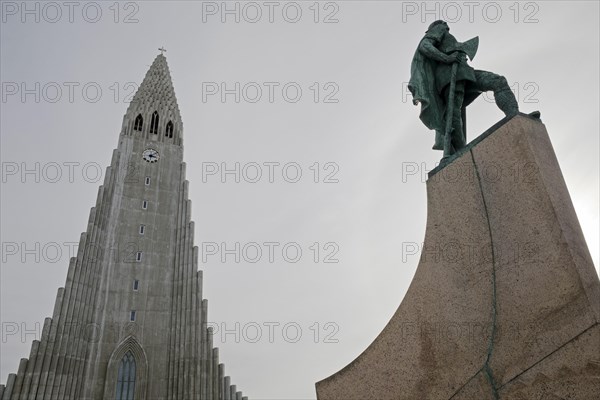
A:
[[451, 82, 466, 151], [473, 70, 519, 117], [433, 130, 444, 150]]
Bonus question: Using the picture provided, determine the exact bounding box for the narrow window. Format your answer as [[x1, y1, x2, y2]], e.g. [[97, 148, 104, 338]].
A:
[[144, 176, 150, 185], [150, 111, 159, 134], [165, 120, 174, 138], [133, 114, 143, 132], [133, 280, 139, 291], [139, 225, 145, 235], [136, 252, 142, 262], [130, 310, 136, 322], [142, 200, 147, 210], [115, 351, 136, 400]]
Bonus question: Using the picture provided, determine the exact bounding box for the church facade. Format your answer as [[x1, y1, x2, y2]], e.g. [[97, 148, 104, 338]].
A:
[[1, 54, 248, 400]]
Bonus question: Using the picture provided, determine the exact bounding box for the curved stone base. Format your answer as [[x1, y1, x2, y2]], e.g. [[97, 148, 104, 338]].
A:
[[315, 115, 600, 400]]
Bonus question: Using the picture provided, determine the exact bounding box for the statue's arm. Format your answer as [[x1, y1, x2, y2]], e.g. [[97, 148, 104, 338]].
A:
[[419, 39, 452, 63]]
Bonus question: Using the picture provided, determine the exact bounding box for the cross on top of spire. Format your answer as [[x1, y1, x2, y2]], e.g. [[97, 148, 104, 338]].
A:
[[159, 47, 167, 55]]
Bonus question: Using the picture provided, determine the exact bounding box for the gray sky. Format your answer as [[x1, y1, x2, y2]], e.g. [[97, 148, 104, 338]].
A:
[[1, 1, 598, 399]]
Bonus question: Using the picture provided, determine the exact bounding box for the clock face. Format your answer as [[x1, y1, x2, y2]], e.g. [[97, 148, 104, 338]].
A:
[[142, 148, 160, 163]]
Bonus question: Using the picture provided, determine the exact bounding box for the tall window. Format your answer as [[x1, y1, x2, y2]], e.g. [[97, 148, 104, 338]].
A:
[[115, 351, 136, 400], [165, 121, 174, 138], [149, 111, 159, 134], [133, 114, 143, 132]]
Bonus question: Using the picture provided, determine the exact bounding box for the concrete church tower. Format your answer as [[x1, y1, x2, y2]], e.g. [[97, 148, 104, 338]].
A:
[[1, 53, 248, 400]]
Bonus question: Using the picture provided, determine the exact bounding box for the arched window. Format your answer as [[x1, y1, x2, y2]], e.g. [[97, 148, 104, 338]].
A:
[[165, 121, 174, 138], [133, 114, 143, 132], [149, 111, 159, 134], [115, 351, 136, 400]]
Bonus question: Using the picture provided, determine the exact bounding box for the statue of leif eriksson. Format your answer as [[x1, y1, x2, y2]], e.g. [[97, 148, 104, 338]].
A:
[[408, 20, 540, 160]]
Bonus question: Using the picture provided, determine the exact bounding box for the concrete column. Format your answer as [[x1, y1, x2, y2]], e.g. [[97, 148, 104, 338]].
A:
[[29, 319, 51, 399], [212, 349, 219, 400], [79, 182, 110, 397], [75, 183, 109, 398], [193, 271, 201, 397], [193, 245, 201, 300], [224, 376, 231, 400], [176, 193, 190, 400], [2, 374, 16, 400], [56, 234, 94, 399], [45, 257, 76, 399], [71, 202, 103, 395], [188, 221, 197, 399], [218, 364, 225, 400], [9, 358, 28, 398], [65, 258, 88, 395], [193, 251, 202, 396], [18, 340, 39, 397], [167, 179, 186, 399], [206, 327, 213, 400], [182, 221, 193, 400], [56, 228, 91, 399], [69, 225, 96, 395], [36, 288, 64, 399], [200, 299, 208, 400]]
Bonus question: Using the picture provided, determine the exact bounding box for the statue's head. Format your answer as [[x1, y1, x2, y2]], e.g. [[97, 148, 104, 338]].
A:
[[424, 20, 449, 42], [426, 19, 450, 32], [426, 20, 449, 34]]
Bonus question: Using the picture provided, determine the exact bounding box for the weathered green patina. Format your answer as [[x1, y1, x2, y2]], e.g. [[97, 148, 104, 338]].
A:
[[408, 20, 529, 159]]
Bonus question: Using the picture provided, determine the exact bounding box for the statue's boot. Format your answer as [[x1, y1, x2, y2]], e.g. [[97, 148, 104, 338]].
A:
[[495, 88, 541, 119]]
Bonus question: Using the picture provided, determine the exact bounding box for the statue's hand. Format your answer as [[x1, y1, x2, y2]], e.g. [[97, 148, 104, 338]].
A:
[[445, 52, 463, 64]]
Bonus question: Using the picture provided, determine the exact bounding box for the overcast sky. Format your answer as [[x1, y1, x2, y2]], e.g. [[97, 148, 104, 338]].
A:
[[1, 1, 599, 399]]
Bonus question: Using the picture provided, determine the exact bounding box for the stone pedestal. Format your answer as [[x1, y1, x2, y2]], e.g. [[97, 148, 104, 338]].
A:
[[315, 114, 600, 399]]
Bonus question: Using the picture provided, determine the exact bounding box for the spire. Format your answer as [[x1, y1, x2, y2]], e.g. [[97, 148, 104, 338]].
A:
[[123, 53, 183, 144]]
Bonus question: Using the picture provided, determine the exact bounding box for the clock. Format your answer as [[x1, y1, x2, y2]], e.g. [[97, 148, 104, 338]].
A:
[[142, 148, 160, 163]]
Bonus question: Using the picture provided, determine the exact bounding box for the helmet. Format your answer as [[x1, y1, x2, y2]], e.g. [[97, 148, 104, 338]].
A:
[[426, 20, 447, 32]]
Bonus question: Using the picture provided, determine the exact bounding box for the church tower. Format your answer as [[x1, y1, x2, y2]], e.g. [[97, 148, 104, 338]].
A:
[[1, 53, 248, 400]]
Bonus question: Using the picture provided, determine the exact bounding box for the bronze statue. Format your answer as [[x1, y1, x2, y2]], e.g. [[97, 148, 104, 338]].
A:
[[408, 20, 539, 160]]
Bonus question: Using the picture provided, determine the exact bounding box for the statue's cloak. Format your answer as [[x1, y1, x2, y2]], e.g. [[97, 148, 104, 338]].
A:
[[408, 37, 445, 139]]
